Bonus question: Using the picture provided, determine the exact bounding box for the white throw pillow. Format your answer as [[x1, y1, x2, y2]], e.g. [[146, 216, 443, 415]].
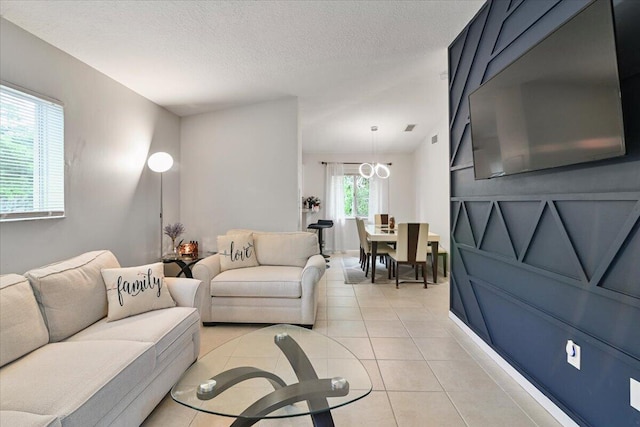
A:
[[217, 233, 259, 271], [101, 262, 175, 321]]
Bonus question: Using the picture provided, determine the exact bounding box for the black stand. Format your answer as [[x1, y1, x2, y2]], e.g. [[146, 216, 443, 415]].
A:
[[308, 220, 334, 268], [162, 257, 201, 278], [197, 333, 349, 427]]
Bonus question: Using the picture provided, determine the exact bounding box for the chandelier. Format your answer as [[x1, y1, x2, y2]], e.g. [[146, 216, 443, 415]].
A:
[[359, 126, 390, 179]]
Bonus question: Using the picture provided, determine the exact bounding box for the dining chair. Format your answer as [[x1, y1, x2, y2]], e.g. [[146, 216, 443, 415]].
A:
[[374, 214, 389, 227], [387, 223, 430, 288], [356, 217, 393, 278]]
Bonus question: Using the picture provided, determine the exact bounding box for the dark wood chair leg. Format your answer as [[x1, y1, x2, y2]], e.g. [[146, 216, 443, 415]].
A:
[[443, 252, 448, 277], [423, 262, 428, 288], [396, 263, 400, 289], [365, 254, 370, 277]]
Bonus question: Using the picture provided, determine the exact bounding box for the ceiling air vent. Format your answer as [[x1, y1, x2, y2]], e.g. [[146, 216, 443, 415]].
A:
[[404, 124, 416, 132]]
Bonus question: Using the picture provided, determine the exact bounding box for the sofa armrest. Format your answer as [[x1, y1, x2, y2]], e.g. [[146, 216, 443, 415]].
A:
[[192, 254, 221, 288], [165, 277, 205, 314], [299, 254, 326, 325], [301, 254, 326, 293]]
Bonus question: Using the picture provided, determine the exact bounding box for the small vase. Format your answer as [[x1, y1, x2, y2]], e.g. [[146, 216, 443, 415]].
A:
[[169, 238, 178, 259]]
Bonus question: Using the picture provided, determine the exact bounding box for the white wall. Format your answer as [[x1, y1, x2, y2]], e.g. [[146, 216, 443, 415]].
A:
[[0, 19, 181, 274], [414, 116, 450, 253], [302, 152, 415, 252], [180, 97, 299, 253]]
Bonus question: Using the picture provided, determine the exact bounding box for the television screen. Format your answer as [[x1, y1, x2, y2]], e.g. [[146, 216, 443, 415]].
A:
[[469, 0, 626, 180]]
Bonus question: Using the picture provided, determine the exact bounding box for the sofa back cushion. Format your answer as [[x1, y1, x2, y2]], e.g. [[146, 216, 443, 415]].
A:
[[25, 250, 120, 342], [253, 232, 319, 267], [0, 274, 49, 367]]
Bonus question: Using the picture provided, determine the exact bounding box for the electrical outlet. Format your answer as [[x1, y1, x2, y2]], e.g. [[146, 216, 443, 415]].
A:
[[566, 340, 580, 370], [631, 378, 640, 412]]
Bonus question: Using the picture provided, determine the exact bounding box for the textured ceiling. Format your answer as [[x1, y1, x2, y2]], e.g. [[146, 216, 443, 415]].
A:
[[0, 0, 484, 154]]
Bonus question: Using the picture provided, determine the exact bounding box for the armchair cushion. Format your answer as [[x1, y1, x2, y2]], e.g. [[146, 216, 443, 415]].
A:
[[217, 233, 259, 271], [211, 266, 302, 298], [101, 262, 175, 321], [252, 232, 319, 267]]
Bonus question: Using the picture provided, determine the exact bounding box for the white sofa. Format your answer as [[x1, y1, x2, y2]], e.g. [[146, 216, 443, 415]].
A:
[[0, 250, 204, 427], [193, 230, 326, 327]]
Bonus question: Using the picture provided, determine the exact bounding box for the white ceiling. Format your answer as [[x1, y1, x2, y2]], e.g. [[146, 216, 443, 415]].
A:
[[0, 0, 484, 154]]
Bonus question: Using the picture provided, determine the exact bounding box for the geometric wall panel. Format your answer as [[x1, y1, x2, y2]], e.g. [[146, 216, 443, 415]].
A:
[[493, 0, 563, 55], [465, 201, 491, 246], [449, 0, 640, 424], [451, 201, 461, 228], [599, 218, 640, 299], [555, 200, 637, 280], [498, 201, 541, 258], [453, 204, 476, 247], [523, 204, 584, 281], [480, 204, 517, 259], [451, 125, 473, 168], [450, 275, 468, 323], [472, 281, 640, 427]]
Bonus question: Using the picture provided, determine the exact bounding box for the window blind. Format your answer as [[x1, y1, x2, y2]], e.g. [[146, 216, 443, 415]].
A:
[[0, 84, 64, 221]]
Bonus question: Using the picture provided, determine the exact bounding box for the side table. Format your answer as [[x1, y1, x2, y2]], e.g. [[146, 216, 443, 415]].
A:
[[162, 256, 202, 278]]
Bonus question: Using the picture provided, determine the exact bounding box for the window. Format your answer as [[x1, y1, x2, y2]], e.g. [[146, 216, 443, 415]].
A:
[[0, 84, 64, 221], [343, 174, 369, 217]]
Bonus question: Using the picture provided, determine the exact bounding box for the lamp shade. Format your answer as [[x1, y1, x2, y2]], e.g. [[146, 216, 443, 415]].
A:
[[147, 152, 173, 173]]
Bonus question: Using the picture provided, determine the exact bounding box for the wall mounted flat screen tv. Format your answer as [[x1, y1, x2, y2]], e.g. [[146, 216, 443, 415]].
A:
[[469, 0, 626, 180]]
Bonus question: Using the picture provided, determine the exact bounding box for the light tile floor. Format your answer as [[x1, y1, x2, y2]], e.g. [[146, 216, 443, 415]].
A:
[[143, 252, 562, 427]]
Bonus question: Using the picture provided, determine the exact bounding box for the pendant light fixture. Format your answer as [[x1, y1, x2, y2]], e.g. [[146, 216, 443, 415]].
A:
[[359, 126, 390, 179]]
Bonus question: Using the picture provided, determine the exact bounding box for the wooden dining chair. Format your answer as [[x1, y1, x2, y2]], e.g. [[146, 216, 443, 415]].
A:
[[388, 223, 430, 289], [356, 217, 393, 278]]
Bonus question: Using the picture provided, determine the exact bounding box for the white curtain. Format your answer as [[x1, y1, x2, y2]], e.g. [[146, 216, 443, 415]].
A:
[[325, 163, 346, 253], [368, 172, 390, 223]]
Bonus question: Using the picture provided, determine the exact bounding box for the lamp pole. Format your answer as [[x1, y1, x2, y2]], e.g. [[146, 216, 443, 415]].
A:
[[148, 152, 174, 259]]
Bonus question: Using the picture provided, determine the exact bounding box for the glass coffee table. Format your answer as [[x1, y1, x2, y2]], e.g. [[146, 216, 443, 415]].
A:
[[172, 324, 372, 426]]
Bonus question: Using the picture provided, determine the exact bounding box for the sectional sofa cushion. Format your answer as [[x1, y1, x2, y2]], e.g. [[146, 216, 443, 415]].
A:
[[211, 266, 303, 298], [217, 233, 259, 271], [0, 411, 61, 427], [66, 306, 199, 365], [101, 262, 175, 321], [25, 250, 119, 342], [0, 340, 155, 427], [0, 274, 49, 367]]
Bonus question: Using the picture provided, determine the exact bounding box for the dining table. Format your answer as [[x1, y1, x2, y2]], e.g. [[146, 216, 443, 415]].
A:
[[365, 224, 441, 284]]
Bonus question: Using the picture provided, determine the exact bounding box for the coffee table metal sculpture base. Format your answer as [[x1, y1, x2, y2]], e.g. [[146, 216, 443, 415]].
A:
[[197, 333, 348, 426], [171, 325, 371, 426]]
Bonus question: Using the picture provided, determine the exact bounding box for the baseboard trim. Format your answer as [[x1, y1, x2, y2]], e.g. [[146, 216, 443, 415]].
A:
[[448, 311, 578, 427]]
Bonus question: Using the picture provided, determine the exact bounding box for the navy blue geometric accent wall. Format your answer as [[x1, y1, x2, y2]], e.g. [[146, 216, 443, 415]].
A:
[[449, 1, 640, 425]]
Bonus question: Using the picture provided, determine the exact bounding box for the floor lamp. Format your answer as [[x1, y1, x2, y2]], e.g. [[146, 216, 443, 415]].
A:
[[147, 152, 174, 258]]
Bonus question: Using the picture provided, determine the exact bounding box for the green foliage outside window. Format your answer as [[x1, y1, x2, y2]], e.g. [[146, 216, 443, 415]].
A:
[[343, 175, 369, 217], [1, 84, 64, 220]]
